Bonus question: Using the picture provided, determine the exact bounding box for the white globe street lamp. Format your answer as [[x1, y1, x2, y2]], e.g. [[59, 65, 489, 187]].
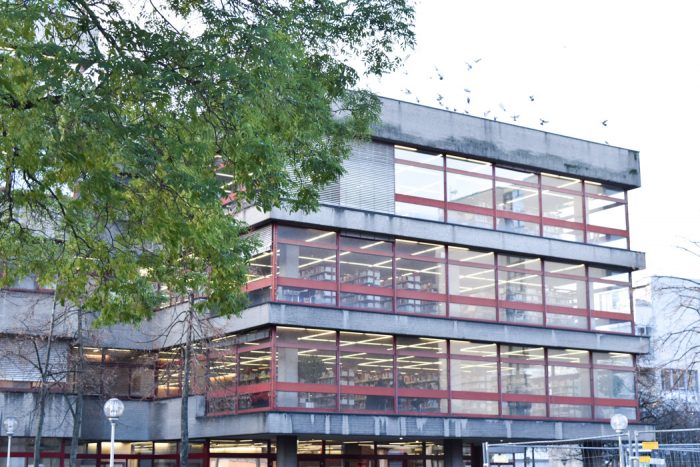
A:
[[103, 398, 125, 467], [610, 413, 629, 467], [3, 417, 19, 467]]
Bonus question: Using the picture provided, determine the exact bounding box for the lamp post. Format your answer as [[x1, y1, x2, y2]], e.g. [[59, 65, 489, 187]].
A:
[[103, 398, 125, 467], [610, 413, 629, 467], [3, 417, 18, 467]]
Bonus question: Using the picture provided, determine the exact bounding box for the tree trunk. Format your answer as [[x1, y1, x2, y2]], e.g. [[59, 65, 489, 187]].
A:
[[179, 301, 194, 467], [69, 308, 85, 467], [32, 297, 57, 467]]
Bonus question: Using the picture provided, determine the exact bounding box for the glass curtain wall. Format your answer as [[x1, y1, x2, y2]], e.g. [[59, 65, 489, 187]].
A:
[[393, 146, 630, 248], [270, 225, 634, 334], [224, 326, 641, 422]]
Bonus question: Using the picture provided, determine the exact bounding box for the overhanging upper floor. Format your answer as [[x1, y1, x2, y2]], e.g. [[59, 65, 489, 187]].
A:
[[238, 205, 645, 271], [375, 97, 641, 189]]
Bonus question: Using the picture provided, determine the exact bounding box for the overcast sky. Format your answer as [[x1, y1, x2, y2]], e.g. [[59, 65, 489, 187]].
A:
[[362, 0, 700, 280]]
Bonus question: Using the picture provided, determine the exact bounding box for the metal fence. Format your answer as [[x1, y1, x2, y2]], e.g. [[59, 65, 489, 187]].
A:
[[483, 428, 700, 466], [632, 427, 700, 467], [484, 433, 627, 467]]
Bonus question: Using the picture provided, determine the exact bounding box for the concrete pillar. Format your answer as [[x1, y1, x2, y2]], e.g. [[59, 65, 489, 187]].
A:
[[277, 347, 300, 407], [471, 443, 484, 467], [444, 439, 463, 467], [276, 436, 298, 467], [279, 244, 300, 277]]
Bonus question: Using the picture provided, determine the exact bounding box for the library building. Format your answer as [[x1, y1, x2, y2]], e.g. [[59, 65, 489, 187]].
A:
[[0, 98, 649, 466]]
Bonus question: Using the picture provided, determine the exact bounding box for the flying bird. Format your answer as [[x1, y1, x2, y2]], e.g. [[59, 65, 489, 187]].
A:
[[539, 118, 549, 126], [602, 120, 608, 126], [529, 95, 535, 102], [402, 88, 412, 95], [464, 88, 471, 93], [437, 94, 444, 105], [484, 110, 491, 117], [511, 115, 520, 122], [434, 66, 444, 80]]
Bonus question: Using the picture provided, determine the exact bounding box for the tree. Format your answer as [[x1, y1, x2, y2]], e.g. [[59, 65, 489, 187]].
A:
[[1, 0, 414, 464], [1, 0, 415, 323]]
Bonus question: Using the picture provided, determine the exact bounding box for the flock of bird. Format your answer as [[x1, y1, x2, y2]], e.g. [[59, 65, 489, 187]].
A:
[[398, 58, 610, 138]]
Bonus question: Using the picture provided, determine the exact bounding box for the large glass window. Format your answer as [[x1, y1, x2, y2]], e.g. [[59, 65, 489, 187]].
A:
[[396, 337, 448, 413], [498, 256, 543, 325], [594, 368, 635, 400], [541, 173, 584, 243], [339, 331, 394, 412], [198, 327, 640, 421], [448, 247, 496, 299], [500, 346, 546, 395], [445, 156, 493, 231], [276, 327, 337, 410], [593, 352, 635, 401], [498, 256, 542, 303], [277, 244, 336, 282], [392, 146, 632, 248], [395, 240, 446, 317], [585, 182, 628, 248], [548, 349, 591, 399], [395, 164, 444, 201], [500, 345, 546, 418], [339, 237, 394, 312], [446, 156, 493, 214], [544, 261, 588, 330], [269, 225, 634, 334], [247, 251, 273, 283], [495, 168, 540, 236], [589, 267, 632, 333], [450, 340, 499, 416]]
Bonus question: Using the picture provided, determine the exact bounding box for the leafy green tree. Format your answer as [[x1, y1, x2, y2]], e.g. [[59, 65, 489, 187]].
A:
[[1, 0, 414, 324], [1, 0, 414, 465]]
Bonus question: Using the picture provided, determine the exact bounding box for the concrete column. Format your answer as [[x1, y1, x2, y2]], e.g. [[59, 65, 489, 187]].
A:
[[471, 443, 484, 467], [276, 436, 298, 467], [444, 439, 463, 467], [277, 347, 299, 407]]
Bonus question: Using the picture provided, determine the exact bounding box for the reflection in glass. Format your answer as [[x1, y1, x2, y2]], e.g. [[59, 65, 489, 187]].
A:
[[586, 197, 627, 230], [447, 172, 493, 208], [500, 363, 546, 395], [395, 202, 444, 221], [496, 180, 539, 216], [395, 164, 444, 200], [548, 366, 591, 397], [276, 286, 336, 305], [450, 360, 498, 392], [594, 369, 635, 399], [277, 244, 336, 281], [447, 210, 493, 229]]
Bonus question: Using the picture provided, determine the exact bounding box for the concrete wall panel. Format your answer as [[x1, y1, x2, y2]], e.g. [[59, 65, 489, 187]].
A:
[[375, 98, 641, 188]]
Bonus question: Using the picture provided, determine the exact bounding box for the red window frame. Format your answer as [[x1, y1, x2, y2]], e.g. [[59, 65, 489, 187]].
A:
[[391, 145, 631, 248]]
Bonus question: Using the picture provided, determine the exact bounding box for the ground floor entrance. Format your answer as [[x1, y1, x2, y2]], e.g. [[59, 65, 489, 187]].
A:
[[1, 438, 482, 467]]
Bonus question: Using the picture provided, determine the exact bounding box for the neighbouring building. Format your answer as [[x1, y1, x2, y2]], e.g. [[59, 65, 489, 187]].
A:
[[1, 98, 650, 466], [634, 275, 700, 428]]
